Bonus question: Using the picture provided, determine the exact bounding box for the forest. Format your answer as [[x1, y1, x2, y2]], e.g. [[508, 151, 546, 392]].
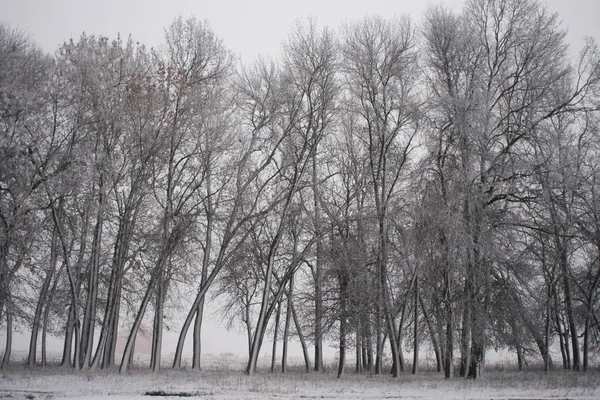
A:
[[1, 0, 599, 381]]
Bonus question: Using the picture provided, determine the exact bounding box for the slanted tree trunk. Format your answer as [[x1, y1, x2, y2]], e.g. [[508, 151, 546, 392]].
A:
[[61, 305, 75, 367], [42, 260, 64, 367], [51, 201, 82, 370], [379, 220, 402, 378], [390, 293, 409, 376], [172, 228, 249, 369], [290, 296, 311, 373], [28, 225, 58, 367], [246, 150, 311, 375], [119, 265, 160, 373], [420, 295, 442, 373], [28, 270, 53, 367], [94, 201, 136, 369], [193, 175, 214, 371]]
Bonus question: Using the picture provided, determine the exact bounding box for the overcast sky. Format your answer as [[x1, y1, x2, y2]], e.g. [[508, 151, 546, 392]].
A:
[[2, 0, 600, 62], [1, 0, 599, 359]]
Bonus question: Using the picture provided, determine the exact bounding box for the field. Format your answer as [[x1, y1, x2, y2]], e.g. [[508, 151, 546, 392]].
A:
[[1, 361, 599, 400]]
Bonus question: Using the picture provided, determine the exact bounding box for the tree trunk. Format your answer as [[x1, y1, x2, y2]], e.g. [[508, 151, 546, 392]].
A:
[[1, 302, 12, 368], [555, 227, 580, 370], [105, 274, 123, 368], [337, 313, 346, 379], [337, 267, 348, 378], [365, 324, 374, 373], [290, 295, 311, 373], [412, 280, 419, 375], [62, 305, 74, 367], [42, 257, 64, 368], [81, 174, 105, 370], [355, 321, 363, 374], [28, 228, 57, 367], [119, 268, 159, 373], [246, 180, 302, 375], [28, 270, 52, 366], [459, 284, 471, 377], [51, 201, 82, 370], [519, 305, 553, 371], [582, 253, 600, 372], [390, 296, 408, 376], [270, 300, 282, 373], [467, 297, 483, 379], [375, 297, 383, 375], [444, 308, 454, 379], [192, 299, 204, 370], [246, 254, 274, 375], [193, 184, 213, 371], [94, 207, 133, 369], [544, 295, 552, 373], [281, 276, 293, 373], [517, 345, 524, 371], [420, 295, 442, 373], [172, 247, 230, 368], [583, 315, 590, 372], [313, 154, 324, 373], [151, 276, 165, 373], [379, 218, 401, 377], [246, 259, 292, 375], [553, 292, 569, 369]]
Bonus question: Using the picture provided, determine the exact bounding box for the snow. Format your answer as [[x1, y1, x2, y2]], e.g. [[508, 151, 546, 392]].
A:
[[1, 364, 599, 400]]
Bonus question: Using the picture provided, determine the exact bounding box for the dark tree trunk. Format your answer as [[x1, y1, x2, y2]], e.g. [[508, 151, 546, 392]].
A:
[[420, 295, 442, 373], [290, 295, 310, 373], [412, 280, 419, 375], [313, 154, 324, 374], [281, 276, 293, 373], [355, 321, 363, 374], [1, 302, 12, 368], [28, 249, 56, 366], [270, 300, 282, 373]]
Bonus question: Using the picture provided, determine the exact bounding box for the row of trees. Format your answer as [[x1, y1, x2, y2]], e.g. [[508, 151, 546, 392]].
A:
[[1, 0, 599, 378]]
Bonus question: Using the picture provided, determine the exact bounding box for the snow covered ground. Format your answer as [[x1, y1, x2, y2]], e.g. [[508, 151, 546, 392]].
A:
[[1, 362, 599, 399]]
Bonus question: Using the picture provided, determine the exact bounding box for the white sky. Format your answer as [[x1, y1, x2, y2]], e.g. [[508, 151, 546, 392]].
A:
[[2, 0, 599, 61], [1, 0, 599, 361]]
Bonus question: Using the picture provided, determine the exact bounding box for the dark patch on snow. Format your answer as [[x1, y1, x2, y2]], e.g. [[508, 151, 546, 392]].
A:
[[0, 390, 53, 400], [144, 390, 194, 397]]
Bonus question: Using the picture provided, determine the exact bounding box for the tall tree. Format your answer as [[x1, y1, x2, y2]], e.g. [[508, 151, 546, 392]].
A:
[[341, 15, 419, 377], [0, 24, 49, 367]]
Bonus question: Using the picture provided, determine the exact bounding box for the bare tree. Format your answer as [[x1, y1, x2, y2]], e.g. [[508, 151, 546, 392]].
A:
[[0, 23, 50, 367], [341, 15, 419, 377]]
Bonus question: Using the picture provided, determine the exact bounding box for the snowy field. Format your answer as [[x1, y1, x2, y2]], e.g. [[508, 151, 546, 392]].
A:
[[1, 362, 599, 400]]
